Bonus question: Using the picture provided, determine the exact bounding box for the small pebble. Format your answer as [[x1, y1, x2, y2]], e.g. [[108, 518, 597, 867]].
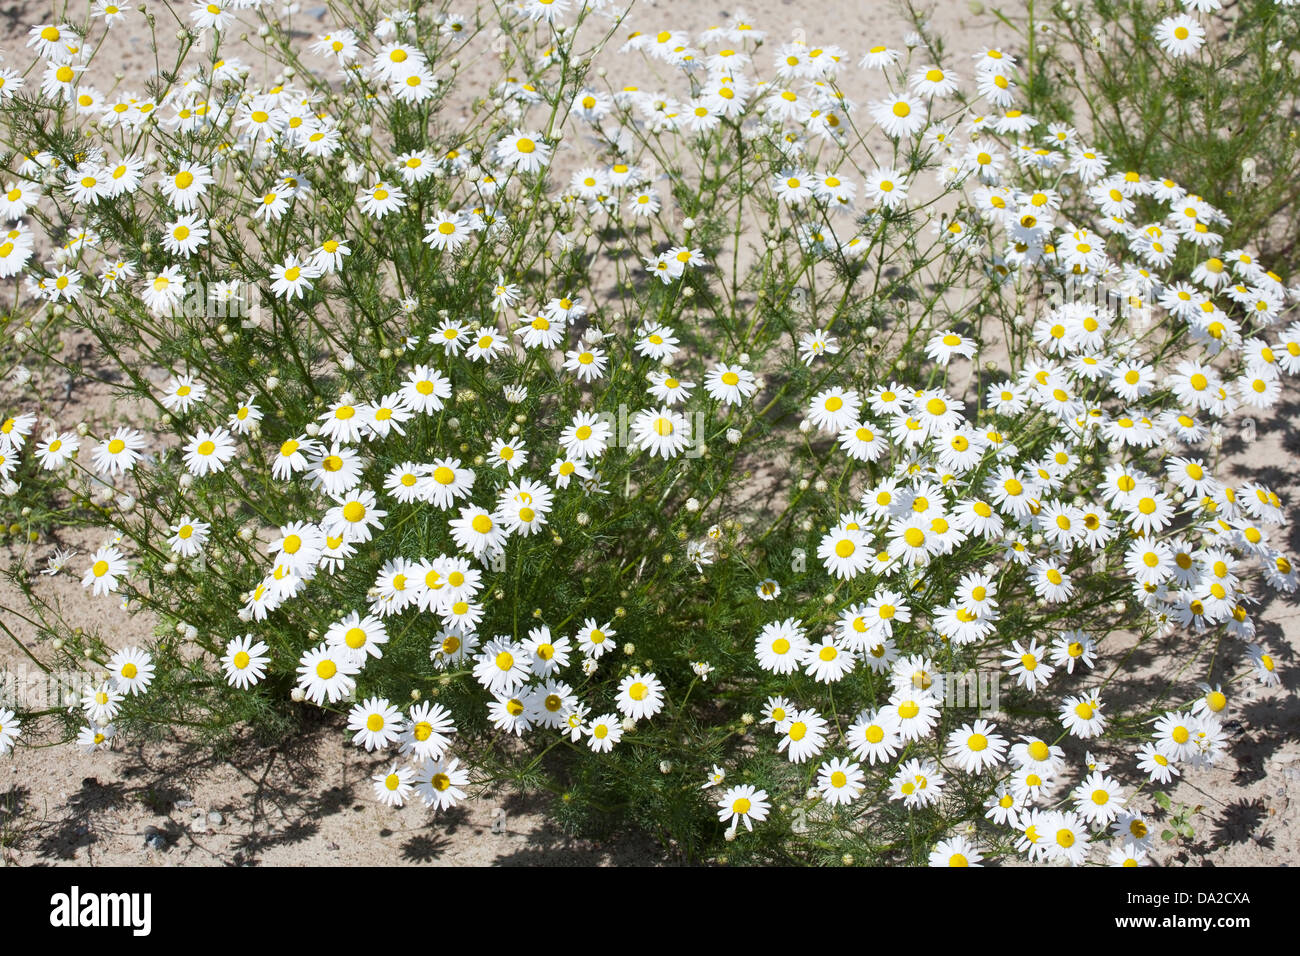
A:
[[143, 826, 167, 851], [208, 811, 223, 826]]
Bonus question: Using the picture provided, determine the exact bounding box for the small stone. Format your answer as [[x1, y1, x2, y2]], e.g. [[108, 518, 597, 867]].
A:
[[208, 811, 224, 826], [143, 826, 167, 851], [176, 799, 195, 810]]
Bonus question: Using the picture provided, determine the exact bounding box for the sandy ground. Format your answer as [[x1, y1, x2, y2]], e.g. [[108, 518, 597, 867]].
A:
[[0, 1, 1297, 866]]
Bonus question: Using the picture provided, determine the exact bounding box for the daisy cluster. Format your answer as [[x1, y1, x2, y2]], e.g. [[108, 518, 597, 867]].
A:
[[730, 45, 1294, 861], [0, 0, 1296, 865]]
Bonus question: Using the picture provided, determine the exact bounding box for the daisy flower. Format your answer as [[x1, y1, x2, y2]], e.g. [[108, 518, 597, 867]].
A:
[[347, 697, 405, 752], [108, 646, 154, 695], [806, 387, 861, 433], [704, 363, 757, 406], [81, 681, 124, 724], [358, 180, 406, 218], [945, 719, 1008, 773], [296, 643, 360, 705], [1045, 810, 1091, 866], [160, 163, 214, 211], [802, 636, 855, 683], [269, 254, 319, 300], [871, 93, 926, 138], [887, 691, 942, 742], [1155, 14, 1206, 57], [777, 708, 828, 763], [0, 708, 21, 754], [518, 626, 568, 679], [465, 328, 508, 363], [559, 412, 613, 461], [926, 329, 977, 364], [1073, 770, 1124, 826], [488, 437, 528, 474], [423, 210, 475, 252], [630, 407, 693, 459], [1152, 710, 1200, 762], [323, 489, 387, 544], [167, 516, 210, 558], [183, 427, 236, 476], [1060, 694, 1107, 738], [319, 398, 367, 443], [816, 758, 865, 806], [159, 373, 208, 414], [228, 397, 263, 435], [325, 611, 389, 663], [401, 366, 452, 413], [717, 784, 769, 833], [890, 758, 945, 808], [1136, 742, 1180, 784], [576, 618, 616, 658], [864, 167, 910, 208], [847, 709, 902, 765], [93, 428, 146, 476], [449, 505, 508, 558], [754, 618, 808, 674], [473, 638, 530, 696], [373, 762, 415, 807], [616, 672, 665, 721], [1050, 629, 1096, 673], [635, 325, 680, 361], [430, 630, 479, 670], [798, 328, 840, 365], [77, 723, 116, 754], [222, 635, 270, 689], [413, 757, 469, 811], [309, 442, 366, 498], [420, 458, 475, 510], [929, 836, 984, 867], [495, 129, 551, 173], [399, 701, 456, 762], [564, 346, 608, 383], [817, 527, 870, 579], [34, 431, 79, 470], [270, 436, 316, 481], [646, 371, 694, 406], [586, 713, 623, 752], [82, 546, 129, 596]]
